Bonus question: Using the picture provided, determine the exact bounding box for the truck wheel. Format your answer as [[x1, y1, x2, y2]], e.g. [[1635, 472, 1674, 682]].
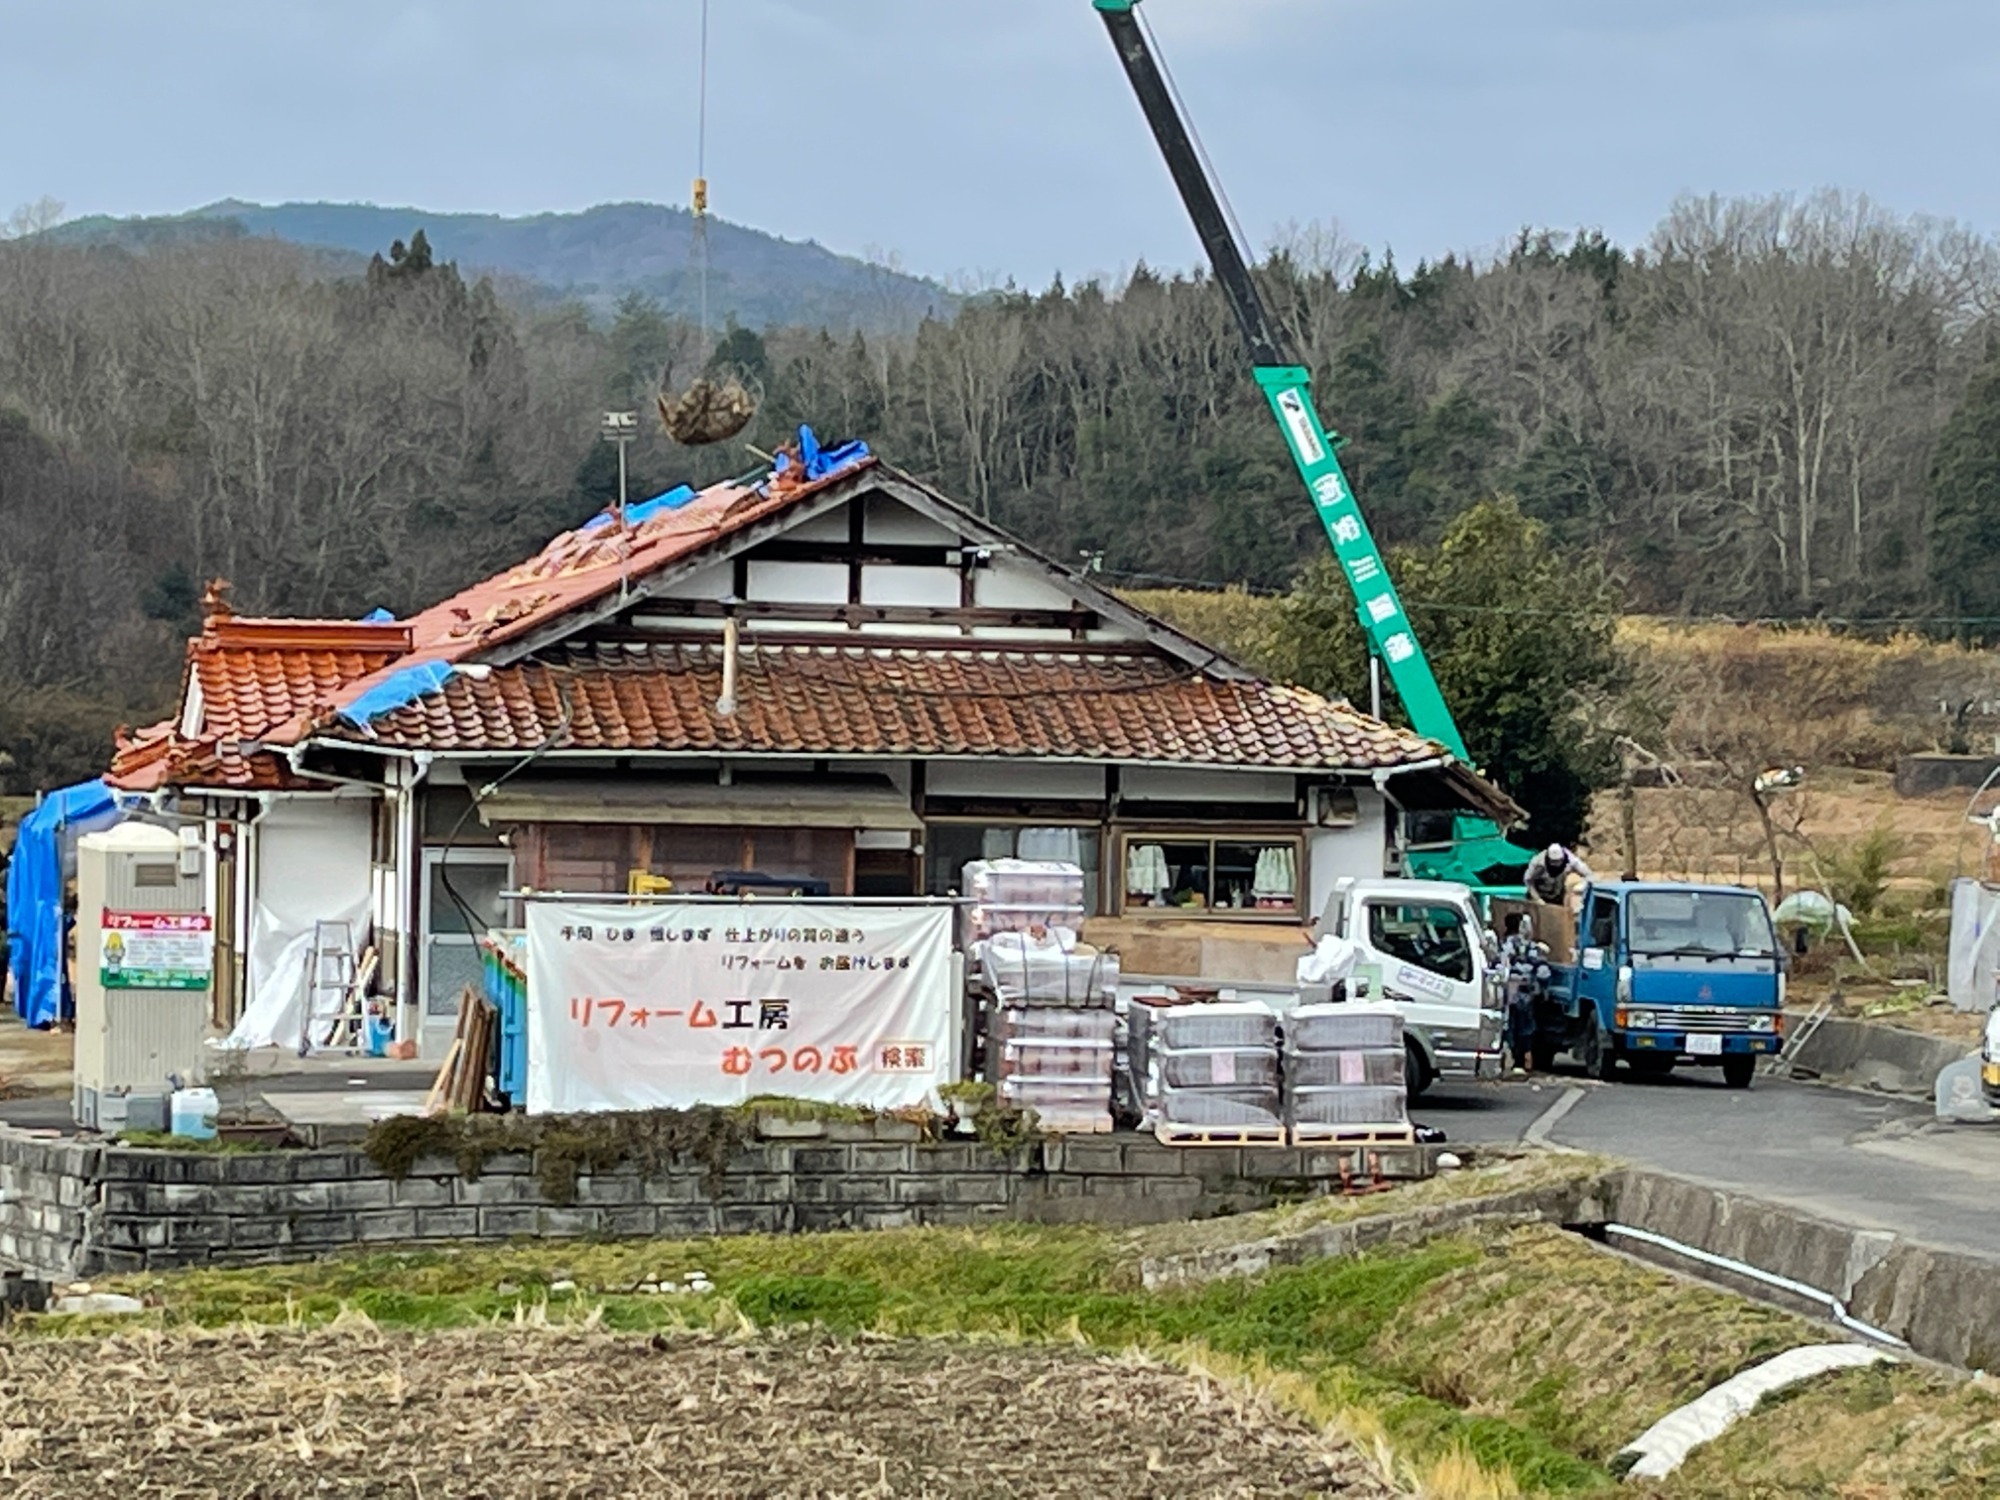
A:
[[1722, 1055, 1756, 1090], [1584, 1012, 1619, 1082], [1405, 1038, 1433, 1101]]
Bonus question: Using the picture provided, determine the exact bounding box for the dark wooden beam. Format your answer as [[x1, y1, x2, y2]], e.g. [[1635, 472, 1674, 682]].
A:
[[629, 599, 1103, 630], [747, 539, 956, 567], [581, 628, 1163, 655]]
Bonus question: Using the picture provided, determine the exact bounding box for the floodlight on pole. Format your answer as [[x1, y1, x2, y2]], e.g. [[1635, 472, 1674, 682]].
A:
[[600, 410, 638, 525]]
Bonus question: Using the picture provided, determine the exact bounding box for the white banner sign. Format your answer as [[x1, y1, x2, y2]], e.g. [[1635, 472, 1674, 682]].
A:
[[524, 901, 955, 1116]]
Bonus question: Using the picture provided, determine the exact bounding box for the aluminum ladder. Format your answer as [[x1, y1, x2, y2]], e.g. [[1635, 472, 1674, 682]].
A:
[[298, 920, 357, 1055]]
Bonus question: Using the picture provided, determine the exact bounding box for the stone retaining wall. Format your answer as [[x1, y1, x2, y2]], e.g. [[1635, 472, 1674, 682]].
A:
[[0, 1127, 1436, 1280]]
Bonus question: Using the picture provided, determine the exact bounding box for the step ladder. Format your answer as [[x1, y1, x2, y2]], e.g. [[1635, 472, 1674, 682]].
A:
[[298, 920, 357, 1055], [1765, 999, 1833, 1077]]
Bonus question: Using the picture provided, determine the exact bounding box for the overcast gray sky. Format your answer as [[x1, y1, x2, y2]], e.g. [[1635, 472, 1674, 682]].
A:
[[7, 0, 1999, 285]]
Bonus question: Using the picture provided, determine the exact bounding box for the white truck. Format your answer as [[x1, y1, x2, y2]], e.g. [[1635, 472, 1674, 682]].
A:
[[1313, 877, 1506, 1096]]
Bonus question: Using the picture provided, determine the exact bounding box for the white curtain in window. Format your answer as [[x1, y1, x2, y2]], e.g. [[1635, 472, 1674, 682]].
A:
[[1016, 827, 1083, 863], [1252, 845, 1297, 899], [980, 827, 1014, 860], [1127, 843, 1171, 896]]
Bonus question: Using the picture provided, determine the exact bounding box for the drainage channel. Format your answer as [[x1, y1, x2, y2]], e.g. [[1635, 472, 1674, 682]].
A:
[[1565, 1220, 1909, 1351]]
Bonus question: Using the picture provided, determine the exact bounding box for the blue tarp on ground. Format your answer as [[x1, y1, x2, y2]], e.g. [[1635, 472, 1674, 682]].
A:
[[6, 779, 124, 1029], [339, 660, 457, 728]]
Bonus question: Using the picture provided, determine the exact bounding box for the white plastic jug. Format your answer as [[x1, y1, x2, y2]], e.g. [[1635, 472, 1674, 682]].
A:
[[169, 1087, 219, 1141]]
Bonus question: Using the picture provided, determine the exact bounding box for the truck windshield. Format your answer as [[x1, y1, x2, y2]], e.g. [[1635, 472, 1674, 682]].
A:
[[1366, 901, 1474, 983], [1626, 891, 1776, 958]]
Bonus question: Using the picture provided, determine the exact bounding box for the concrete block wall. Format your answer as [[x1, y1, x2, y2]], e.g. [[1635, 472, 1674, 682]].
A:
[[0, 1126, 1438, 1280]]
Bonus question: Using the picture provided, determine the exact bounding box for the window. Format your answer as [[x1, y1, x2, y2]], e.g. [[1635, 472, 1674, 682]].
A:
[[1122, 835, 1300, 916], [1365, 901, 1472, 983], [426, 858, 511, 937], [1627, 890, 1776, 958], [926, 825, 1100, 914], [1587, 895, 1617, 951]]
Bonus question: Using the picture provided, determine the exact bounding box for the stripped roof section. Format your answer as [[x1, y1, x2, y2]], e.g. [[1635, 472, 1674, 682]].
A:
[[107, 458, 876, 791]]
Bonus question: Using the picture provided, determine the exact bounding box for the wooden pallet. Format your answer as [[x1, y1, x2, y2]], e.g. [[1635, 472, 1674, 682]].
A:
[[1154, 1121, 1288, 1147], [1289, 1123, 1418, 1147]]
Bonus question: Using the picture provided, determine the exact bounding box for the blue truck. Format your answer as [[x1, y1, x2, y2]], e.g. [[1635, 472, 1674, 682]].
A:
[[1505, 881, 1786, 1089]]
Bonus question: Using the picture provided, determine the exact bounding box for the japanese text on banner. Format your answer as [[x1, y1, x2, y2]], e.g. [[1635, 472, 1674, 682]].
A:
[[524, 901, 953, 1115]]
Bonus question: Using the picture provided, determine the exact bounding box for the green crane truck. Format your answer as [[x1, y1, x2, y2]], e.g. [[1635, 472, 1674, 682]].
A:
[[1092, 0, 1532, 894]]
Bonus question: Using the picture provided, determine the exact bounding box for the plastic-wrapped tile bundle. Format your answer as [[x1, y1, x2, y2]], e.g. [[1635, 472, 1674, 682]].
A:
[[996, 1011, 1114, 1132], [977, 930, 1119, 1008], [1282, 1002, 1412, 1143], [962, 859, 1086, 943], [1136, 999, 1284, 1143], [990, 1006, 1115, 1133]]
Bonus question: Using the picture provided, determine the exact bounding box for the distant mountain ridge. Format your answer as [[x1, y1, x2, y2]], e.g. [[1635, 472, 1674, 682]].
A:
[[50, 199, 953, 333]]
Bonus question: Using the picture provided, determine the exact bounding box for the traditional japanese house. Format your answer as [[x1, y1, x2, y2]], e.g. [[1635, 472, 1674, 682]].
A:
[[109, 437, 1516, 1055]]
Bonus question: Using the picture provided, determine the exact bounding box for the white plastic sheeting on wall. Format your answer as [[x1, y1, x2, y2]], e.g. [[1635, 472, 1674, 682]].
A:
[[226, 797, 373, 1050], [1947, 878, 2000, 1012]]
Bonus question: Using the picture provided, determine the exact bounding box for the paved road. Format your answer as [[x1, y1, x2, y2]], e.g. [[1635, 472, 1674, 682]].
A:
[[1419, 1064, 2000, 1258]]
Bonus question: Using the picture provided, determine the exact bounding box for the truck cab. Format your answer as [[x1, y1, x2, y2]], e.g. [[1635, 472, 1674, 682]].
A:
[[1529, 881, 1784, 1089], [1318, 877, 1506, 1095]]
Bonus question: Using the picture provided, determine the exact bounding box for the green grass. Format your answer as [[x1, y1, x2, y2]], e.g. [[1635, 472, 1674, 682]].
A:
[[114, 1132, 279, 1154]]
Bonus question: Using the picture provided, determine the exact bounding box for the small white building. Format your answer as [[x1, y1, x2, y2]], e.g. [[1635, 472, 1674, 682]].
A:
[[110, 441, 1513, 1053]]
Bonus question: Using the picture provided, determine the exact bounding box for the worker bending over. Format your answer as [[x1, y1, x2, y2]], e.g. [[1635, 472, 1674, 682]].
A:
[[1523, 843, 1593, 908]]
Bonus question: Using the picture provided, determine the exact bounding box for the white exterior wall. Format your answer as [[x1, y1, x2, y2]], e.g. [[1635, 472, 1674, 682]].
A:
[[1308, 789, 1390, 920], [925, 762, 1106, 800], [1121, 767, 1297, 804], [864, 505, 956, 544], [229, 793, 375, 1047]]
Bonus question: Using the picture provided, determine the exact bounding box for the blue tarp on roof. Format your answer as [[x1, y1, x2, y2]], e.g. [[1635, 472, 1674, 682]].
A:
[[622, 484, 698, 526], [339, 660, 456, 727], [7, 780, 124, 1029], [771, 426, 870, 487], [583, 484, 700, 532]]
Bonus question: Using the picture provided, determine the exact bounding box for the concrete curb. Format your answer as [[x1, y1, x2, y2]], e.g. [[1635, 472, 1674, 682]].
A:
[[1602, 1168, 2000, 1371], [1784, 1015, 1971, 1098]]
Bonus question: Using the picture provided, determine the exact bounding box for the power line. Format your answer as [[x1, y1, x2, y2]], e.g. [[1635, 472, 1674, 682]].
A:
[[1100, 567, 2000, 629]]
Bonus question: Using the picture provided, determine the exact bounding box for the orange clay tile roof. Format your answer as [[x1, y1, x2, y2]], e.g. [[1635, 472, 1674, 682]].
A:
[[345, 641, 1453, 774], [110, 619, 411, 792], [104, 451, 1513, 821]]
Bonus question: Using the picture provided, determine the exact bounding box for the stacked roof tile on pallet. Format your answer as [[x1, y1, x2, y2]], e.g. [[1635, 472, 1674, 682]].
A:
[[1283, 1003, 1415, 1145], [1131, 999, 1285, 1145]]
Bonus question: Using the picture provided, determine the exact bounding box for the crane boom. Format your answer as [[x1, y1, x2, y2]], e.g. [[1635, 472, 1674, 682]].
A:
[[1092, 0, 1468, 764]]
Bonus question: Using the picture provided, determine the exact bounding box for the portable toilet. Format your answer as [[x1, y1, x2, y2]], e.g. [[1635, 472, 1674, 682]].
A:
[[73, 823, 212, 1131]]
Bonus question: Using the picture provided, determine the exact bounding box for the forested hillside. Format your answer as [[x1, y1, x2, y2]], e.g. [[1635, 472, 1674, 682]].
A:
[[5, 189, 2000, 794], [49, 200, 952, 332]]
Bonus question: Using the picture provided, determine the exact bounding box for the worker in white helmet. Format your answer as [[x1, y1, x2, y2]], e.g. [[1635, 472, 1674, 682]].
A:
[[1523, 843, 1593, 907]]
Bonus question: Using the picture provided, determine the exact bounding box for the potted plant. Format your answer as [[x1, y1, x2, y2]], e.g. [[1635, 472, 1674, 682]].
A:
[[939, 1080, 996, 1137]]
